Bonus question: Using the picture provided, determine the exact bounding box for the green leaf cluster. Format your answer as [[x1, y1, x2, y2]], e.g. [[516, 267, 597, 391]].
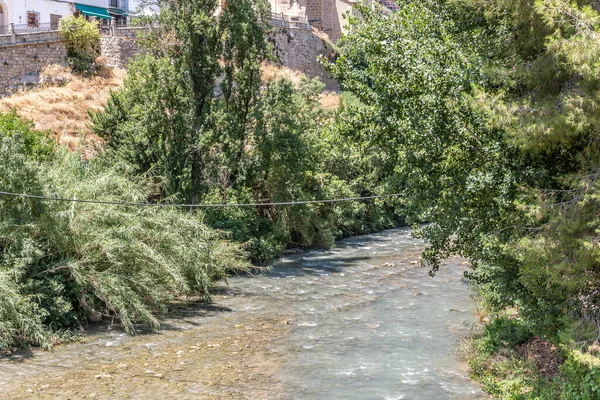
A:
[[0, 111, 249, 350], [91, 0, 401, 261], [328, 0, 600, 395], [58, 15, 101, 75]]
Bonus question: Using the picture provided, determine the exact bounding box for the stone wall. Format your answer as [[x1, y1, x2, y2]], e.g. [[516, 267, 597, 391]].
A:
[[295, 0, 355, 41], [100, 36, 141, 69], [0, 25, 338, 96], [302, 0, 324, 29], [0, 40, 68, 95], [0, 31, 62, 47], [0, 28, 142, 95], [268, 26, 339, 91], [330, 0, 354, 41]]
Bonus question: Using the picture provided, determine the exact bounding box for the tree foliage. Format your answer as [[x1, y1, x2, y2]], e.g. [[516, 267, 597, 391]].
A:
[[93, 0, 271, 203], [0, 112, 249, 350], [328, 0, 600, 395], [58, 15, 101, 53], [92, 0, 401, 261], [58, 15, 101, 75]]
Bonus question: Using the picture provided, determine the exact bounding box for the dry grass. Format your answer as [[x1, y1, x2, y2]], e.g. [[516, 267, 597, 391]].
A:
[[261, 63, 340, 111], [319, 92, 341, 111], [0, 63, 337, 152], [261, 63, 308, 87], [0, 65, 125, 150]]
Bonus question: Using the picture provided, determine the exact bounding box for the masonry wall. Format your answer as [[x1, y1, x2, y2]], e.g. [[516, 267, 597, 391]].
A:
[[0, 31, 62, 46], [332, 0, 353, 41], [100, 36, 141, 69], [302, 0, 324, 29], [0, 29, 144, 96], [0, 26, 338, 96], [268, 26, 338, 91], [0, 39, 67, 95]]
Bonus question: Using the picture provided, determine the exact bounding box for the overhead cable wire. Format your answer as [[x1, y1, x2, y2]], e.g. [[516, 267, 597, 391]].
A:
[[0, 191, 402, 208]]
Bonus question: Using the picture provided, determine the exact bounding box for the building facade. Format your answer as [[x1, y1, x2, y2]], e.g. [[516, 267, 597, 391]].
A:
[[272, 0, 357, 41], [0, 1, 135, 34]]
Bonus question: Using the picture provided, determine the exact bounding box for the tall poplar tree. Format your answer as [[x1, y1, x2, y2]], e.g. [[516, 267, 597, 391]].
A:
[[92, 0, 271, 203]]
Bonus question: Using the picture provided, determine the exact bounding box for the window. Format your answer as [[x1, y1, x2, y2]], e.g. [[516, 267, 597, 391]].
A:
[[50, 14, 62, 30], [27, 12, 39, 28], [109, 0, 119, 7]]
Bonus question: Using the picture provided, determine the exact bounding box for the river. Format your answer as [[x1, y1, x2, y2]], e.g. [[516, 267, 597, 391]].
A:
[[0, 228, 488, 399]]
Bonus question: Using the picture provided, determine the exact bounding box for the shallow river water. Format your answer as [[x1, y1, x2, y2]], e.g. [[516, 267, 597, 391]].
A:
[[0, 228, 488, 399]]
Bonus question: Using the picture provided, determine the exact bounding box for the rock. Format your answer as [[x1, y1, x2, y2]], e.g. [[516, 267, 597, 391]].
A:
[[40, 73, 71, 86]]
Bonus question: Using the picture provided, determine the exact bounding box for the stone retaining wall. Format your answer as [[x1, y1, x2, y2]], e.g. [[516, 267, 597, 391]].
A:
[[0, 40, 68, 96], [0, 26, 338, 96], [100, 36, 141, 69], [268, 26, 339, 91], [0, 31, 62, 47]]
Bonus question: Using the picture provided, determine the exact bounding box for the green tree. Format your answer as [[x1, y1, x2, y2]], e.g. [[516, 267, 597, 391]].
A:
[[328, 0, 522, 278], [92, 0, 271, 203], [92, 0, 400, 261], [58, 15, 101, 75], [0, 112, 249, 349], [329, 0, 600, 394]]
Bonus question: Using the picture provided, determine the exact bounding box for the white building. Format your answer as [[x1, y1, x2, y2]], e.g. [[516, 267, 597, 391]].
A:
[[129, 0, 159, 16], [0, 1, 138, 33]]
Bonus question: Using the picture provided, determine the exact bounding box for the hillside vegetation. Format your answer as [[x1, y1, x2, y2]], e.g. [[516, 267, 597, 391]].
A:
[[0, 65, 125, 150], [7, 2, 599, 397], [0, 63, 338, 151], [0, 2, 398, 350]]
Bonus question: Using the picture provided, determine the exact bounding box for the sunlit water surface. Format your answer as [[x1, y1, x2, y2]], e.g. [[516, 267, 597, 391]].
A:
[[231, 228, 488, 399], [0, 228, 488, 399]]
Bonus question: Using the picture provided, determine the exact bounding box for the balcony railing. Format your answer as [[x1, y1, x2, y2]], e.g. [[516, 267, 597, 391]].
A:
[[11, 23, 57, 34], [269, 12, 311, 30]]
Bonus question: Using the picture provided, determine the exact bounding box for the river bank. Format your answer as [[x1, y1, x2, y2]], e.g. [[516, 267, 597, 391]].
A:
[[0, 229, 488, 399]]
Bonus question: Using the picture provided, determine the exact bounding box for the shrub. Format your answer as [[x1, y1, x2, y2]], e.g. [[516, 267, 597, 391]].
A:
[[58, 16, 101, 76], [0, 112, 249, 349], [58, 15, 100, 53], [477, 317, 533, 354], [0, 110, 53, 160], [560, 351, 600, 400]]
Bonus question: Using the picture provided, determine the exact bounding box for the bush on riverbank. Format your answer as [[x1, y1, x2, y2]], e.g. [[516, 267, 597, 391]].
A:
[[465, 315, 600, 399], [0, 111, 249, 350]]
